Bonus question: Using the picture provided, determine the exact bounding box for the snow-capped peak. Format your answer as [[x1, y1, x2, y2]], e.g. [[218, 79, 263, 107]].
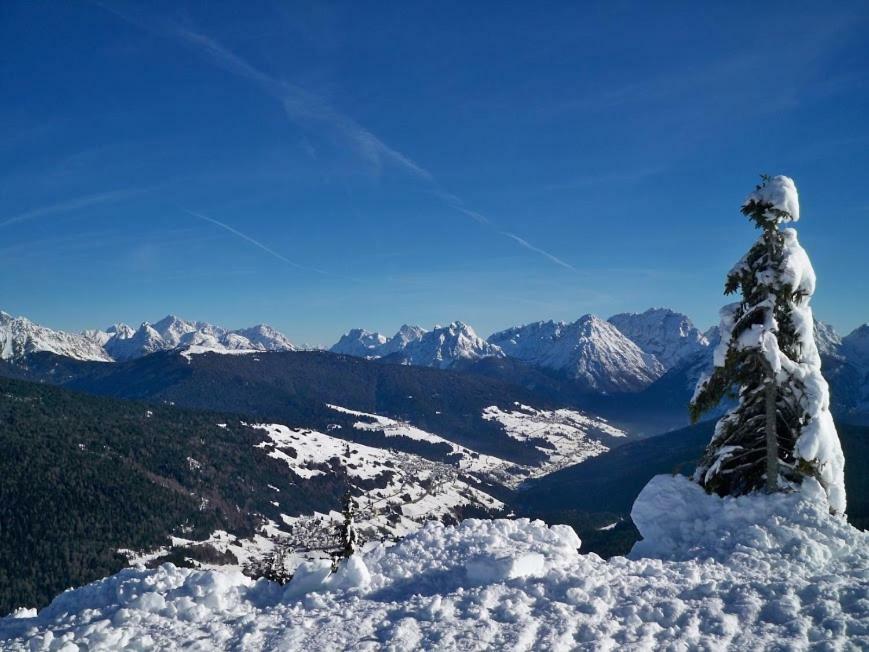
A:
[[329, 322, 501, 368], [398, 321, 503, 369], [0, 310, 112, 362], [330, 329, 390, 358], [489, 314, 664, 393], [233, 324, 296, 351], [607, 308, 710, 370], [842, 324, 869, 369], [102, 316, 296, 361], [814, 320, 843, 358], [0, 311, 294, 363]]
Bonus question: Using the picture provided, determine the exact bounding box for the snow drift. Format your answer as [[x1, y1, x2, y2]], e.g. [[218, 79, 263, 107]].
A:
[[2, 475, 867, 650]]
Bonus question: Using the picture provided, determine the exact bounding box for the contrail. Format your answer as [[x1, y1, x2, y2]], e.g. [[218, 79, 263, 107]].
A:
[[0, 189, 141, 228], [501, 232, 577, 271], [97, 3, 574, 271], [185, 210, 329, 275]]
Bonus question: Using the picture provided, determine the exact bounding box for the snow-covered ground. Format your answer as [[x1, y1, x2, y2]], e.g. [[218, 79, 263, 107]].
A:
[[255, 423, 503, 537], [108, 401, 621, 589], [4, 475, 866, 651], [327, 404, 524, 484], [482, 403, 625, 478], [328, 403, 621, 489]]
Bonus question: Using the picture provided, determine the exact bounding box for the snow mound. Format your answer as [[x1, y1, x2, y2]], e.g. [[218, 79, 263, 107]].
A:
[[630, 475, 855, 563], [284, 555, 371, 599], [3, 476, 867, 650]]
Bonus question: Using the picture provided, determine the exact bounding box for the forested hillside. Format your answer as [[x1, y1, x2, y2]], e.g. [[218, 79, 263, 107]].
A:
[[0, 377, 347, 613]]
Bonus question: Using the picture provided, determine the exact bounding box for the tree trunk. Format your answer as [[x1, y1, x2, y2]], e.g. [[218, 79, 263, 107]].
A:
[[764, 375, 778, 492], [762, 225, 779, 492]]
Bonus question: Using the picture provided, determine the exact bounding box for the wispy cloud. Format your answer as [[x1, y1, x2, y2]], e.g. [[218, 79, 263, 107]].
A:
[[174, 28, 435, 181], [97, 3, 574, 272], [185, 210, 329, 275], [0, 189, 141, 228]]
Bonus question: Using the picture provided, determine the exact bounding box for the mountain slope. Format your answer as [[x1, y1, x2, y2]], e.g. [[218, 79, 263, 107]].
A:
[[815, 320, 844, 357], [489, 315, 664, 393], [0, 376, 509, 614], [0, 347, 636, 466], [842, 324, 869, 367], [607, 308, 709, 369], [0, 376, 266, 614]]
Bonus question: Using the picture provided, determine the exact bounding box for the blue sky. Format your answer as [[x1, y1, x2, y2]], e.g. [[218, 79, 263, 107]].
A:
[[1, 1, 867, 345]]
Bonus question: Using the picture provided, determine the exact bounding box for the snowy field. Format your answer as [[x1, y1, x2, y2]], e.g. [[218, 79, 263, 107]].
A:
[[3, 475, 866, 651], [329, 402, 622, 489], [482, 403, 625, 477]]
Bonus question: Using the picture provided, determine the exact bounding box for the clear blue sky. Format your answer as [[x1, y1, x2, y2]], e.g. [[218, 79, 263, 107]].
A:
[[1, 1, 867, 345]]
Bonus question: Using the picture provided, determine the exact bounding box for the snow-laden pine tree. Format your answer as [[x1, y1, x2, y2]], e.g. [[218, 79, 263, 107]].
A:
[[690, 175, 846, 513]]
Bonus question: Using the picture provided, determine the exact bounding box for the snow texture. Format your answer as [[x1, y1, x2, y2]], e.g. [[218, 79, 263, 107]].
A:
[[3, 475, 867, 650], [814, 320, 844, 358], [328, 403, 621, 489], [397, 322, 503, 368]]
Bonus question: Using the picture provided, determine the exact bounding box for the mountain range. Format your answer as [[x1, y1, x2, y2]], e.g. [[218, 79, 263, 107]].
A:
[[0, 312, 296, 363], [2, 307, 868, 407], [331, 322, 501, 369]]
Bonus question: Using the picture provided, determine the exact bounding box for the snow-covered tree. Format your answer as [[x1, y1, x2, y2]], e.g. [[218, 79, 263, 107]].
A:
[[339, 487, 358, 561], [690, 175, 846, 513]]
